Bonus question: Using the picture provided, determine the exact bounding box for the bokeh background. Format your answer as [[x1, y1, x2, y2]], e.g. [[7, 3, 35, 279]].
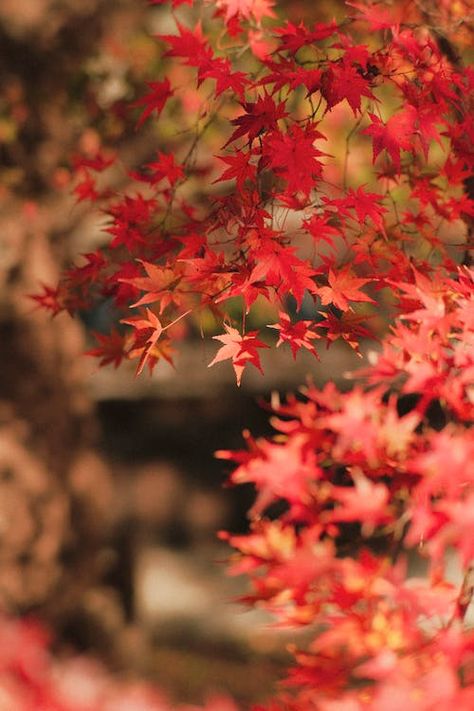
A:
[[5, 0, 467, 706]]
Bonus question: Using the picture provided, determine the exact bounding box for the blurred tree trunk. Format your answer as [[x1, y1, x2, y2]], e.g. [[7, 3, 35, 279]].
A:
[[0, 0, 137, 653], [0, 201, 112, 610]]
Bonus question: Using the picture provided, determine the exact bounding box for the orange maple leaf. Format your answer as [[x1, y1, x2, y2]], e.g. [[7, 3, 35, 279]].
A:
[[208, 324, 268, 385], [318, 266, 375, 311]]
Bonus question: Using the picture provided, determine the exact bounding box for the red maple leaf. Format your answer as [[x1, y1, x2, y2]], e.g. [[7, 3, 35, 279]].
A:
[[144, 152, 184, 186], [208, 324, 269, 385], [348, 187, 387, 232], [269, 312, 320, 359], [29, 283, 65, 316], [275, 20, 338, 54], [120, 261, 180, 312], [326, 187, 388, 234], [347, 1, 401, 31], [248, 28, 275, 61], [328, 472, 391, 532], [436, 494, 474, 566], [228, 435, 317, 517], [318, 266, 375, 311], [302, 213, 341, 248], [105, 262, 141, 307], [318, 310, 374, 351], [214, 150, 257, 191], [215, 263, 271, 312], [86, 329, 127, 369], [224, 94, 288, 147], [249, 240, 319, 308], [104, 194, 158, 250], [121, 308, 164, 375], [73, 172, 100, 203], [132, 79, 173, 128], [65, 251, 106, 287], [72, 149, 115, 173], [211, 0, 276, 24], [260, 59, 322, 95], [321, 61, 375, 116], [262, 123, 325, 198], [363, 106, 417, 170], [198, 57, 248, 99], [159, 22, 212, 67]]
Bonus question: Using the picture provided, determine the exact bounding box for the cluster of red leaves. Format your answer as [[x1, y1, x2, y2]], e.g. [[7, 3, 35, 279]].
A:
[[31, 0, 474, 708], [32, 0, 474, 383], [0, 616, 238, 711], [220, 265, 474, 709]]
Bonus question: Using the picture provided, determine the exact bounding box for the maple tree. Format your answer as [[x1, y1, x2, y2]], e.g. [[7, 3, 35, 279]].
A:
[[31, 0, 474, 708]]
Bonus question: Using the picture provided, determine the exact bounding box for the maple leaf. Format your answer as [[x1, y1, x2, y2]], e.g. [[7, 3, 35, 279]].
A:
[[409, 177, 441, 209], [159, 22, 212, 68], [104, 194, 158, 250], [223, 94, 288, 147], [269, 312, 320, 359], [318, 266, 375, 311], [72, 149, 115, 173], [336, 36, 371, 68], [211, 0, 276, 24], [249, 29, 276, 61], [214, 150, 256, 191], [348, 187, 387, 232], [132, 79, 173, 128], [321, 61, 375, 116], [363, 106, 417, 170], [328, 471, 391, 533], [180, 248, 233, 296], [121, 308, 163, 375], [144, 152, 184, 186], [415, 105, 443, 159], [229, 434, 318, 517], [198, 57, 248, 99], [262, 123, 326, 198], [208, 324, 269, 385], [411, 430, 474, 501], [323, 388, 381, 463], [275, 20, 338, 54], [86, 329, 127, 369], [105, 262, 141, 307], [347, 1, 401, 31], [73, 172, 100, 203], [29, 283, 66, 316], [441, 157, 472, 186], [302, 213, 341, 248], [175, 232, 208, 260], [215, 264, 271, 313], [249, 240, 319, 309], [326, 187, 388, 234], [120, 261, 180, 312], [64, 251, 106, 287], [317, 309, 374, 352], [263, 62, 323, 99]]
